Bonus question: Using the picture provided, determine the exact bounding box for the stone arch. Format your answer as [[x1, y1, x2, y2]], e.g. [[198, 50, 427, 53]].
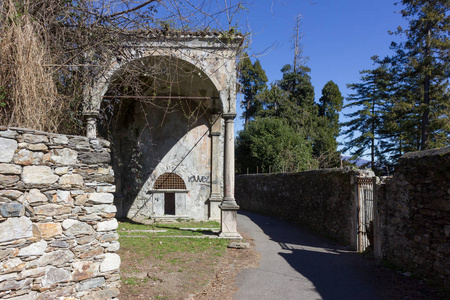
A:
[[84, 45, 235, 116]]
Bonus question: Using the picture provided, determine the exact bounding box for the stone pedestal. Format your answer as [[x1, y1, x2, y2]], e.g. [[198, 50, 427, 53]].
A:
[[219, 209, 241, 239], [209, 195, 222, 221]]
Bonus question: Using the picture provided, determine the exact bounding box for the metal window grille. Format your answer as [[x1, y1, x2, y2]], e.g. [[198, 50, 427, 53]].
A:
[[154, 173, 186, 190]]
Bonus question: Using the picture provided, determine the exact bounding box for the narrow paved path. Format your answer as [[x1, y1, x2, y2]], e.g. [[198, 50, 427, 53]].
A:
[[233, 211, 436, 300]]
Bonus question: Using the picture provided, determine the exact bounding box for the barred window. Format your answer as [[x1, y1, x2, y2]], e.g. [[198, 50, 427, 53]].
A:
[[154, 173, 186, 190]]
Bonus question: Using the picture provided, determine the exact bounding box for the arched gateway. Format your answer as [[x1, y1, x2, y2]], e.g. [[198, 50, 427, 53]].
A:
[[82, 31, 242, 238]]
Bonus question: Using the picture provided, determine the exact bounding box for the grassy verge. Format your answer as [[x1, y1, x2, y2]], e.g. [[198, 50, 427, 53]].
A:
[[118, 220, 229, 299]]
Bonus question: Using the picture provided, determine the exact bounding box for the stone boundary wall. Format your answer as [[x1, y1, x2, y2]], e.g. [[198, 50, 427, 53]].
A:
[[377, 146, 450, 287], [0, 127, 120, 300], [235, 168, 372, 247]]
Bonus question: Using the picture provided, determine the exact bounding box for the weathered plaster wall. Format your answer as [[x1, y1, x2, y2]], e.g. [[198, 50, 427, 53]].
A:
[[377, 146, 450, 287], [110, 101, 222, 222], [235, 169, 371, 246], [0, 127, 120, 299]]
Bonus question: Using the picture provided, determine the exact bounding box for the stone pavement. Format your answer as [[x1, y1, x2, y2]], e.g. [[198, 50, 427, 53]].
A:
[[233, 211, 436, 300]]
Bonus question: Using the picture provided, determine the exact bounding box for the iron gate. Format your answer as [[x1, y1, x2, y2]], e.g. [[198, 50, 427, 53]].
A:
[[357, 177, 375, 252]]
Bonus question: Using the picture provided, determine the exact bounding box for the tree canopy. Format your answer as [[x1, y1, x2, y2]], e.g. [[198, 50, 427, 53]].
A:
[[314, 81, 343, 167], [236, 117, 315, 173], [342, 0, 449, 172], [236, 54, 345, 172]]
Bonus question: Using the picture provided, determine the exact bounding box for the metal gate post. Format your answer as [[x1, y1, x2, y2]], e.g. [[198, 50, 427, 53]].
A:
[[357, 176, 375, 252]]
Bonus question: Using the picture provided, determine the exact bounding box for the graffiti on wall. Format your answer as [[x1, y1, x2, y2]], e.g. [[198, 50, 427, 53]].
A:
[[188, 175, 209, 183]]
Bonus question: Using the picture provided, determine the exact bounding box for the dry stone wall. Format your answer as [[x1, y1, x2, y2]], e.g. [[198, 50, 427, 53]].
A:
[[235, 169, 372, 246], [377, 146, 450, 287], [0, 127, 120, 300]]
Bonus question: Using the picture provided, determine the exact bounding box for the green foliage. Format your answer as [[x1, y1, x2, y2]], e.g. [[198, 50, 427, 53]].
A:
[[318, 81, 343, 128], [279, 64, 315, 110], [236, 117, 315, 173], [237, 61, 344, 171], [266, 65, 317, 135], [238, 53, 268, 126], [258, 64, 319, 140], [314, 81, 343, 167]]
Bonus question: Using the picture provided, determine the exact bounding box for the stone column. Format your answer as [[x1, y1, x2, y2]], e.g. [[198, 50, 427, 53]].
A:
[[219, 113, 242, 239], [84, 112, 98, 139], [209, 114, 222, 221]]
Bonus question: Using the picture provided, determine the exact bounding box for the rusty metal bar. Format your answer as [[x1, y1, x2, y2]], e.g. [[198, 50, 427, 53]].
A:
[[102, 95, 219, 100]]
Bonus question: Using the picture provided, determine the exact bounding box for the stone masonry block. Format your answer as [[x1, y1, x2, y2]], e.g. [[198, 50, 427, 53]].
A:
[[0, 138, 18, 163], [0, 216, 33, 243], [100, 253, 121, 273], [89, 193, 114, 204], [0, 163, 22, 175], [22, 166, 59, 184], [0, 203, 25, 217]]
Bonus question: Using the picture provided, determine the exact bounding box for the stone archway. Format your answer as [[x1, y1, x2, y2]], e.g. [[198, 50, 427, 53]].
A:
[[82, 32, 242, 238]]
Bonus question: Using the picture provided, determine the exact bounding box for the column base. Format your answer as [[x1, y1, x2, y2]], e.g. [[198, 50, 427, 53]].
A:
[[219, 231, 243, 240], [219, 209, 242, 240], [220, 197, 240, 210]]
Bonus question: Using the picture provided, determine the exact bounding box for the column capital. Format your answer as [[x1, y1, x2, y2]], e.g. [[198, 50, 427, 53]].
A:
[[85, 113, 98, 139], [222, 113, 237, 120], [83, 111, 99, 117]]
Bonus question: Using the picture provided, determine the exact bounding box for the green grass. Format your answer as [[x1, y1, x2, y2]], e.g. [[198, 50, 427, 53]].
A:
[[119, 219, 227, 268], [120, 236, 228, 257]]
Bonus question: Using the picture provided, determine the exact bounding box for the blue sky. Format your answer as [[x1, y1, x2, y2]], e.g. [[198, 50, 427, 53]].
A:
[[235, 0, 408, 153]]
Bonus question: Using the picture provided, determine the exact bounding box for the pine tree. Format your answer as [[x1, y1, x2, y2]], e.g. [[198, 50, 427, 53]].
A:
[[390, 0, 450, 150], [379, 59, 422, 161], [238, 54, 268, 126], [342, 57, 392, 169]]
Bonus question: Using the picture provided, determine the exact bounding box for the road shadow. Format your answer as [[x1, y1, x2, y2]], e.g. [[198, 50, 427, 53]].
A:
[[237, 210, 441, 300]]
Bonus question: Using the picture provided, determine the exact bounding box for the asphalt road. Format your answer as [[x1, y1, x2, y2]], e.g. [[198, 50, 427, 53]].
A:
[[233, 211, 433, 300]]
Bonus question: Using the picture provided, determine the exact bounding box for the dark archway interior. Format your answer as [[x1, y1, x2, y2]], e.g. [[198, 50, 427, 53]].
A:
[[98, 56, 221, 220]]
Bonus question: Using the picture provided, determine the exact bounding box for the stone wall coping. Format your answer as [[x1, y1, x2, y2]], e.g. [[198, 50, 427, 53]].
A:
[[401, 146, 450, 160], [236, 167, 369, 177], [0, 126, 109, 144]]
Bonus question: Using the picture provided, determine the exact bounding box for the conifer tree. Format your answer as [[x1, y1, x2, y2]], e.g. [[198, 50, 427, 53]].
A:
[[314, 81, 343, 167], [238, 54, 268, 126], [390, 0, 450, 150], [342, 58, 392, 169]]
